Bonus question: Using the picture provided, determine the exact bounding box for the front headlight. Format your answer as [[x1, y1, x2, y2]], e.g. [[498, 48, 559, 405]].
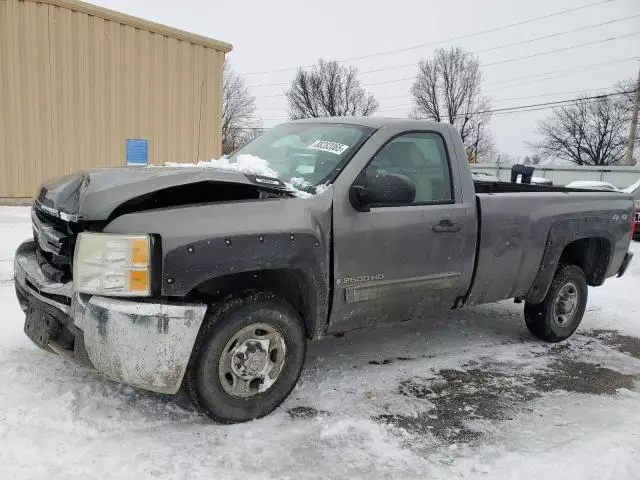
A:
[[73, 233, 152, 297]]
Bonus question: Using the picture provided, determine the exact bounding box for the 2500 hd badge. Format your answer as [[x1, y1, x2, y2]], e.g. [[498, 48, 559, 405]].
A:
[[337, 274, 385, 285]]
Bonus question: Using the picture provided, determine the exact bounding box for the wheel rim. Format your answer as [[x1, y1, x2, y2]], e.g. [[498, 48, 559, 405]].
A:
[[218, 323, 287, 399], [552, 281, 580, 327]]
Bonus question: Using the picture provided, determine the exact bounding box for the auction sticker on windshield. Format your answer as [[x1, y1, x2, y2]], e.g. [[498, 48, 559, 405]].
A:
[[308, 140, 349, 155]]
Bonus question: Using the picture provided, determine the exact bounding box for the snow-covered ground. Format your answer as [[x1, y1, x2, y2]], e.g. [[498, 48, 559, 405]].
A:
[[1, 206, 639, 480]]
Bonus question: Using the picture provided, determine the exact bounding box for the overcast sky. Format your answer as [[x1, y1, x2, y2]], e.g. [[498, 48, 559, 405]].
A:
[[90, 0, 639, 157]]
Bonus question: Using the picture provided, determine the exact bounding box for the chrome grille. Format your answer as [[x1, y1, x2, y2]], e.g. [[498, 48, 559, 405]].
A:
[[31, 205, 75, 281]]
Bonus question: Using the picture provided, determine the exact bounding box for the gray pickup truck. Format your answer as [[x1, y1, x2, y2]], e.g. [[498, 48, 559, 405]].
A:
[[14, 117, 635, 423]]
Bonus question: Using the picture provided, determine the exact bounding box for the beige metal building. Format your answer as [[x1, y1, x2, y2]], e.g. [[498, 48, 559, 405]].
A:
[[0, 0, 232, 200]]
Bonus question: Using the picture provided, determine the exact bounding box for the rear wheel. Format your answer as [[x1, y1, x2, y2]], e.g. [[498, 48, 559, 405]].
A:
[[185, 292, 306, 423], [524, 265, 588, 342]]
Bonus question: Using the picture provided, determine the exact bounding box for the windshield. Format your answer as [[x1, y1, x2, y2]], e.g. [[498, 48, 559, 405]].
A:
[[228, 123, 374, 190]]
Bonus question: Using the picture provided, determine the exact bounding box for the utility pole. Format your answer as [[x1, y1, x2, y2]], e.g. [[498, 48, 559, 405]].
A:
[[473, 123, 481, 161], [625, 64, 640, 166]]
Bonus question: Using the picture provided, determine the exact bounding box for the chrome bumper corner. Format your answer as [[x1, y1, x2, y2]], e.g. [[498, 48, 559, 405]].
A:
[[14, 240, 207, 395], [14, 241, 73, 314], [81, 296, 207, 394]]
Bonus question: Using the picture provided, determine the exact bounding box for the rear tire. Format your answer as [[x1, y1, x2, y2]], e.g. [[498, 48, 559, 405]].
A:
[[524, 265, 588, 343], [185, 292, 306, 423]]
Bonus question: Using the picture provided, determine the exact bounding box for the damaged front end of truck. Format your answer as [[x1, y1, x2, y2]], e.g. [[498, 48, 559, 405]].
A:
[[14, 165, 332, 394]]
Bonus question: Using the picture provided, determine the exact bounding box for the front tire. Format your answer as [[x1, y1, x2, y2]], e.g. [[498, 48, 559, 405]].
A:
[[524, 264, 588, 342], [185, 292, 306, 423]]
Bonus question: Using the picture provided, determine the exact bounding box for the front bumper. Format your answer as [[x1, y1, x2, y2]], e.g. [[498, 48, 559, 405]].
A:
[[14, 240, 207, 394]]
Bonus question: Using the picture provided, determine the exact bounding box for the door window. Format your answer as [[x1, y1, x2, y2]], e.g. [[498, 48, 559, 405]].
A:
[[365, 132, 453, 205]]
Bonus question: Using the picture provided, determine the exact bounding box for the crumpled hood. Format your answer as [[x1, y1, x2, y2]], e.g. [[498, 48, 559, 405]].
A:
[[36, 167, 289, 221]]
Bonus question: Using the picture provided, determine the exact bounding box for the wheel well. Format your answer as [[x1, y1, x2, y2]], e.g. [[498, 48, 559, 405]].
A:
[[189, 269, 314, 338], [559, 237, 611, 286]]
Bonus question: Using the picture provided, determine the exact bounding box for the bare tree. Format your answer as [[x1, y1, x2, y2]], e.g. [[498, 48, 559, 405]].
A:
[[531, 94, 629, 166], [222, 62, 258, 154], [236, 127, 267, 149], [286, 60, 379, 119], [410, 47, 492, 161], [616, 78, 638, 116]]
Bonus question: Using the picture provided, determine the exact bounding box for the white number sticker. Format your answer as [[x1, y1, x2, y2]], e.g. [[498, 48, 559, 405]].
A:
[[308, 140, 349, 155]]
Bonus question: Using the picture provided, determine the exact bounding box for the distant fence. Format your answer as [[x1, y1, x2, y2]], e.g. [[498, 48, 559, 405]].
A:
[[472, 165, 640, 188]]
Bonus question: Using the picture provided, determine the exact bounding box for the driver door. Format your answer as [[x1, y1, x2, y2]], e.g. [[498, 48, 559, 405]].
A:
[[327, 130, 477, 333]]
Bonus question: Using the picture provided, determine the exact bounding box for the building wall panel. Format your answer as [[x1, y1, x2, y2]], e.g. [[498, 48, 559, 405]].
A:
[[0, 0, 228, 199]]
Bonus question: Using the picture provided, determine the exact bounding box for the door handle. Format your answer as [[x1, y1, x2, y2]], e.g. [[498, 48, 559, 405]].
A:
[[432, 219, 462, 233]]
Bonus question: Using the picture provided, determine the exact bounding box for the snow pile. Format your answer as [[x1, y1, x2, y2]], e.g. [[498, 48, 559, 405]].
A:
[[163, 155, 328, 198], [289, 177, 314, 190], [165, 154, 278, 178]]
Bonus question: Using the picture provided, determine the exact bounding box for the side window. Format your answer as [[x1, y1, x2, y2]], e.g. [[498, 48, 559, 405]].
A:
[[365, 132, 453, 205]]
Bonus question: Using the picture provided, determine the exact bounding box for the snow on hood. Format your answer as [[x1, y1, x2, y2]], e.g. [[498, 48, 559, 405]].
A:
[[165, 154, 277, 177], [162, 154, 324, 198]]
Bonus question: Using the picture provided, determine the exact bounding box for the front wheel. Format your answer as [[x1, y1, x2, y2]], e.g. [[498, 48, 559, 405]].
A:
[[185, 292, 307, 423], [524, 264, 588, 342]]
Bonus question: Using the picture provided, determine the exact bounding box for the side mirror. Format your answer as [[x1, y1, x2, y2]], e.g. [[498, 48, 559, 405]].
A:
[[349, 185, 370, 212], [349, 172, 416, 212]]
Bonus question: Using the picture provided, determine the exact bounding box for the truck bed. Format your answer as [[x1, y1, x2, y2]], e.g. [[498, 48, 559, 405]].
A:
[[474, 180, 586, 194], [465, 187, 632, 307]]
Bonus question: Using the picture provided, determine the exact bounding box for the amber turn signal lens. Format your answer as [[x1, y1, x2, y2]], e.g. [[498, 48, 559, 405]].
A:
[[131, 238, 149, 264], [129, 270, 150, 292]]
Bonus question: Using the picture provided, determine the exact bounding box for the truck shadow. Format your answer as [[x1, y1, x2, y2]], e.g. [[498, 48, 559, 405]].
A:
[[305, 302, 530, 370], [293, 304, 640, 445], [20, 301, 640, 434]]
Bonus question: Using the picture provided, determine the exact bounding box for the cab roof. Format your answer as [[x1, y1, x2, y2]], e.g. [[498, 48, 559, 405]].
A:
[[287, 116, 445, 130]]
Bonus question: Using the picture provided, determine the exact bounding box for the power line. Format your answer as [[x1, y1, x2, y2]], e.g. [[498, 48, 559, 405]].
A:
[[484, 57, 637, 87], [241, 0, 616, 76], [249, 32, 639, 91], [386, 91, 632, 120], [470, 91, 630, 115], [254, 91, 632, 123], [360, 32, 640, 88], [484, 31, 640, 67], [359, 15, 640, 75], [375, 87, 633, 112], [258, 86, 624, 113], [369, 57, 638, 100], [248, 14, 640, 86], [254, 57, 638, 101]]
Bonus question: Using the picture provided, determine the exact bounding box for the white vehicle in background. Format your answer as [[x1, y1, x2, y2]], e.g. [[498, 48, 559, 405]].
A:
[[565, 180, 620, 191], [471, 171, 553, 186], [471, 171, 500, 182], [530, 176, 553, 186]]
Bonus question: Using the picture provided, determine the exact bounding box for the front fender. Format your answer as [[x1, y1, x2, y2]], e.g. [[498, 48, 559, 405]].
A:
[[103, 190, 333, 338]]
